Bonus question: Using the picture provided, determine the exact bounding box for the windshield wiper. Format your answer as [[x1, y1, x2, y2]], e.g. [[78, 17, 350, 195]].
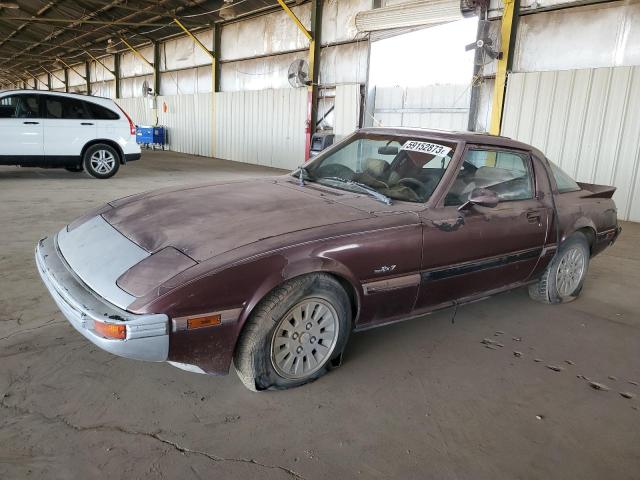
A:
[[294, 165, 314, 186], [320, 176, 392, 205]]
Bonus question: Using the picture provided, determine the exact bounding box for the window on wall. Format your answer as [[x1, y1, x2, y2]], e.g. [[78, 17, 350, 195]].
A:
[[445, 149, 534, 206]]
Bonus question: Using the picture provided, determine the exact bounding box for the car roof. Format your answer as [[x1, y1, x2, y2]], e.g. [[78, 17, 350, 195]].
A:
[[0, 89, 118, 111], [0, 89, 112, 102], [358, 126, 536, 152]]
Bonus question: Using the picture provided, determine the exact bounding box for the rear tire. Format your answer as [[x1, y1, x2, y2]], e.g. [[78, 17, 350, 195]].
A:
[[529, 232, 590, 304], [83, 144, 120, 179], [233, 273, 351, 391]]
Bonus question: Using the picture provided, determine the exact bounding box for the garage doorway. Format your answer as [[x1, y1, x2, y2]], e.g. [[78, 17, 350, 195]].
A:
[[367, 18, 478, 130]]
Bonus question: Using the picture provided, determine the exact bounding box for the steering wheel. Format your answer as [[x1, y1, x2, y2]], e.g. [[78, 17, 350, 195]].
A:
[[397, 177, 426, 191], [315, 163, 355, 180]]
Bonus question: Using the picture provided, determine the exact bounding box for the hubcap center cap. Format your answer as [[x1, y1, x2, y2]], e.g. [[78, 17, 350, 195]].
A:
[[299, 332, 311, 344]]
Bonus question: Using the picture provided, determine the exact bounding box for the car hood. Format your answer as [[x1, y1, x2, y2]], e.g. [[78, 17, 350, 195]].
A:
[[101, 179, 374, 262]]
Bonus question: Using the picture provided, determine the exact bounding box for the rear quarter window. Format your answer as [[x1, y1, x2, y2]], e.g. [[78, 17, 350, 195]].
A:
[[550, 162, 581, 193], [86, 102, 120, 120]]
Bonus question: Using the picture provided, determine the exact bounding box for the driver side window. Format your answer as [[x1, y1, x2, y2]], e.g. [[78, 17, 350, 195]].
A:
[[0, 94, 40, 119], [445, 148, 534, 206]]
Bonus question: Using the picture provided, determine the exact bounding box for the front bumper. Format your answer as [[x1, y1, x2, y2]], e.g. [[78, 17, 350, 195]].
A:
[[36, 234, 169, 362]]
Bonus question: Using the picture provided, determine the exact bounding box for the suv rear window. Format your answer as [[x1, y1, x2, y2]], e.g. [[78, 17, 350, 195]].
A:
[[86, 102, 119, 120]]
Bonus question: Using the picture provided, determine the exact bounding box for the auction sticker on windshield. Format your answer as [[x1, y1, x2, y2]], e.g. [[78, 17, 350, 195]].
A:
[[401, 141, 451, 156]]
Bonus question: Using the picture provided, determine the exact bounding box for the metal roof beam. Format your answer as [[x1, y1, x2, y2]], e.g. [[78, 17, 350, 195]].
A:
[[0, 16, 180, 28]]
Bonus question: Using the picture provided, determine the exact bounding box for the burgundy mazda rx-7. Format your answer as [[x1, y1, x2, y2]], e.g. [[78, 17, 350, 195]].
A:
[[36, 128, 621, 390]]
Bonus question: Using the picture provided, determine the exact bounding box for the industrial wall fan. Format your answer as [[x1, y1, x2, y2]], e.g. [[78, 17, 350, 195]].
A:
[[287, 59, 310, 88], [465, 19, 502, 64], [141, 79, 153, 97]]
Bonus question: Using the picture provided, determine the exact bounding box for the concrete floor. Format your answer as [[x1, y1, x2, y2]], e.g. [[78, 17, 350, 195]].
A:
[[1, 151, 639, 480]]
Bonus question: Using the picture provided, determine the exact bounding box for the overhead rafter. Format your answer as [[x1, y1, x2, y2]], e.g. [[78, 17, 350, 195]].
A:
[[0, 16, 185, 27], [0, 0, 210, 74], [0, 0, 311, 81]]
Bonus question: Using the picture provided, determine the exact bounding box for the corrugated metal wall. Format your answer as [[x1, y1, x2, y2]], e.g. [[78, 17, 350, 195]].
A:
[[214, 87, 307, 170], [157, 94, 213, 157], [115, 87, 338, 169], [114, 97, 154, 126], [373, 84, 470, 130], [502, 67, 640, 222], [116, 95, 213, 157], [334, 83, 361, 139]]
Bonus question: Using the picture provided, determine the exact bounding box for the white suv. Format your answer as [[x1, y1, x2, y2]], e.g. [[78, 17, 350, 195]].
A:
[[0, 90, 141, 179]]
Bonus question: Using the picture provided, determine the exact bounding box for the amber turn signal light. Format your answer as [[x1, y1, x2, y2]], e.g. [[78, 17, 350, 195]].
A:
[[187, 314, 221, 330], [94, 320, 127, 340]]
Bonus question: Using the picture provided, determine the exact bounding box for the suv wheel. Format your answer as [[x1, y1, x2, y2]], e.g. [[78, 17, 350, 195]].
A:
[[83, 144, 120, 179]]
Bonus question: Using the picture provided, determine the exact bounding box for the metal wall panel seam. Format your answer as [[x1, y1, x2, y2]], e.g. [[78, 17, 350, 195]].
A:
[[590, 68, 614, 182], [605, 68, 632, 186]]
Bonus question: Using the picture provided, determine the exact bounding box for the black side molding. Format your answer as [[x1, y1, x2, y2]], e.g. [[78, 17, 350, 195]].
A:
[[422, 248, 542, 282]]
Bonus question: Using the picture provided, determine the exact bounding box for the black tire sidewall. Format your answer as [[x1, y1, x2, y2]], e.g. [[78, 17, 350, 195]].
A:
[[241, 274, 351, 390], [83, 144, 120, 179], [547, 233, 590, 303]]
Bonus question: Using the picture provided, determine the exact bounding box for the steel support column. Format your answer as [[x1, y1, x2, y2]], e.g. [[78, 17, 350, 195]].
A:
[[64, 67, 69, 93], [153, 42, 161, 96], [173, 17, 216, 93], [489, 0, 519, 135], [213, 24, 221, 93], [173, 17, 218, 156], [120, 37, 156, 121], [85, 50, 117, 95], [42, 66, 65, 88], [309, 0, 322, 146], [114, 54, 121, 99], [276, 0, 320, 161], [85, 60, 91, 94]]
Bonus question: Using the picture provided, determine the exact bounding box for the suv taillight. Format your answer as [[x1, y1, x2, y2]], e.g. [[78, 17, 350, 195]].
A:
[[116, 104, 136, 136]]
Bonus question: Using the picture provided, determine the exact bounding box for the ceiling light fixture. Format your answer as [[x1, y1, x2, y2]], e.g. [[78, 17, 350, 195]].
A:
[[105, 38, 117, 54], [219, 0, 236, 20]]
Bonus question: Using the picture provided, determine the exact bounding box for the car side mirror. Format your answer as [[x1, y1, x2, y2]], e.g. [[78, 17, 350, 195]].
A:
[[458, 188, 499, 211]]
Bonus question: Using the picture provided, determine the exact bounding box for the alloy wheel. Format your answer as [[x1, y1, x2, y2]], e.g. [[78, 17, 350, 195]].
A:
[[270, 298, 339, 380], [556, 247, 586, 297], [90, 149, 116, 175]]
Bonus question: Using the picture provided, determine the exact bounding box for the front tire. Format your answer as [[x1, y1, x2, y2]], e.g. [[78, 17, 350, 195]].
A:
[[529, 232, 590, 304], [233, 274, 351, 391], [83, 144, 120, 179]]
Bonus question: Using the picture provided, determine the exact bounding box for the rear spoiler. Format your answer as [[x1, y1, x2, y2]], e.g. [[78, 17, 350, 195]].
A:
[[577, 182, 616, 199]]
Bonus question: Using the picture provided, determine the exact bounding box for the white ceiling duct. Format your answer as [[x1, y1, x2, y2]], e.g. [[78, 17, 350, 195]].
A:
[[355, 0, 463, 33]]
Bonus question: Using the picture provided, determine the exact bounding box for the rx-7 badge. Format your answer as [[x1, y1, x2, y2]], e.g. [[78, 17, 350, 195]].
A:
[[374, 265, 396, 274]]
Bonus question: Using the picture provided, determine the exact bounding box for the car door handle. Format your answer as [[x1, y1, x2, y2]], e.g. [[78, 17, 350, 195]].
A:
[[81, 122, 94, 126], [526, 210, 542, 224], [23, 121, 39, 125]]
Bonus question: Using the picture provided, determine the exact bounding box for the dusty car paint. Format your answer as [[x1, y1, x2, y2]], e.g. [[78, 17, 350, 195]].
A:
[[39, 128, 621, 375]]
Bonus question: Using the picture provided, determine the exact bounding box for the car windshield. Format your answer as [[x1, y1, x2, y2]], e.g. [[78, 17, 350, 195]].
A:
[[297, 135, 457, 203]]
